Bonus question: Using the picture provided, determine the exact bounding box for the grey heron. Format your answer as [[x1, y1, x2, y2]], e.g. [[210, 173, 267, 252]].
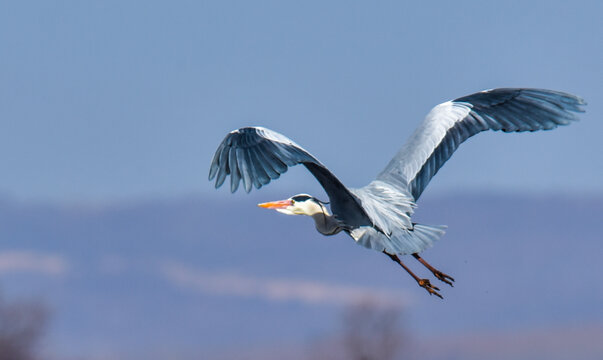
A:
[[209, 88, 585, 298]]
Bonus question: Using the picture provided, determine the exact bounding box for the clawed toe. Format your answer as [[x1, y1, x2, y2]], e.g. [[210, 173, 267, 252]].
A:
[[434, 271, 455, 287], [418, 279, 443, 299]]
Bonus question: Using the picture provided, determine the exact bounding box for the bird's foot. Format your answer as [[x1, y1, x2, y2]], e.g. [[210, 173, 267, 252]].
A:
[[418, 279, 443, 299], [433, 270, 455, 287]]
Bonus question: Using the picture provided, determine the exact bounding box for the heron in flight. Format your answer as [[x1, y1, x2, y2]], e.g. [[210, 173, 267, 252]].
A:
[[209, 88, 585, 298]]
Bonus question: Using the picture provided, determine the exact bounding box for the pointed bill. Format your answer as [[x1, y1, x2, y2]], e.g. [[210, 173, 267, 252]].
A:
[[257, 199, 293, 209]]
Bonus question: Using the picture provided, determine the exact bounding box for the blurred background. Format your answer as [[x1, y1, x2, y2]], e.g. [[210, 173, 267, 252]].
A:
[[1, 1, 602, 359]]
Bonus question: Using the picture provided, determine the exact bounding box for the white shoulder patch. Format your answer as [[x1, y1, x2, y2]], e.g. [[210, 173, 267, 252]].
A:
[[350, 227, 369, 242]]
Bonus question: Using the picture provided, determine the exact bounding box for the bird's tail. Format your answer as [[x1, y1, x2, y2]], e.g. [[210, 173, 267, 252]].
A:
[[385, 223, 447, 255], [352, 223, 447, 255]]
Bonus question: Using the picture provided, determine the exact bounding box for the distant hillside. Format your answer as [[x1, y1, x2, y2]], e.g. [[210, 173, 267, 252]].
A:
[[0, 193, 601, 360]]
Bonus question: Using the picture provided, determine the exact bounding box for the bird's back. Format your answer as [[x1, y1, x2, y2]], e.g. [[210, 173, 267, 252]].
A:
[[350, 181, 416, 236], [349, 182, 447, 254]]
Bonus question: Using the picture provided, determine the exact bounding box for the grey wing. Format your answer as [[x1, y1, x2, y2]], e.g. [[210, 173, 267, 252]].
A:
[[377, 88, 586, 200], [209, 126, 319, 193], [209, 126, 372, 227]]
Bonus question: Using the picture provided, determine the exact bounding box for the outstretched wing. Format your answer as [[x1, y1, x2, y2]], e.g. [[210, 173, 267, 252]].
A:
[[377, 88, 586, 200], [209, 126, 318, 193], [209, 126, 373, 227]]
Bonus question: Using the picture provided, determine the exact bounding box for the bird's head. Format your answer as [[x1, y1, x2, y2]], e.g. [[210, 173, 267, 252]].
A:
[[257, 194, 327, 216]]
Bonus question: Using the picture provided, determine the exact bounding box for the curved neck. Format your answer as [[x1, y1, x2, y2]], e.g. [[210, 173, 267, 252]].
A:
[[310, 204, 342, 236]]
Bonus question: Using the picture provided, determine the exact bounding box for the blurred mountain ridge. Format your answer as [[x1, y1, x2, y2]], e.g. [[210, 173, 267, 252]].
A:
[[0, 192, 601, 359]]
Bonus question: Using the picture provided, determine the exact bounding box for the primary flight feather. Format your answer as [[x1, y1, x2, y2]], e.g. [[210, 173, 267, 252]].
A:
[[209, 88, 585, 298]]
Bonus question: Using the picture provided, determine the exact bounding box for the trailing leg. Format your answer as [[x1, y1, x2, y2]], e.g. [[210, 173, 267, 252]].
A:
[[412, 253, 454, 287], [383, 251, 443, 299]]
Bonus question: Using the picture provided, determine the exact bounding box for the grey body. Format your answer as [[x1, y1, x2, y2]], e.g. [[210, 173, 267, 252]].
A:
[[209, 88, 585, 255]]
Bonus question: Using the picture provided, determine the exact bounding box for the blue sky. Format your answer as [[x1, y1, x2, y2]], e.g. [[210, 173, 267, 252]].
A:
[[1, 1, 602, 202]]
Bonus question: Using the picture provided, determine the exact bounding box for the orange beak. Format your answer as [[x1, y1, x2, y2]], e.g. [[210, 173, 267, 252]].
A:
[[257, 199, 293, 209]]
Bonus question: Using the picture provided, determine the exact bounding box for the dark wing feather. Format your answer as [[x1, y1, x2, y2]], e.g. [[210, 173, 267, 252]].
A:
[[377, 88, 586, 200], [209, 127, 316, 192], [209, 126, 373, 228]]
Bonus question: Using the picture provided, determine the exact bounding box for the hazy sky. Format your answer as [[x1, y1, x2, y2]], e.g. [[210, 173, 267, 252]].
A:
[[1, 1, 602, 202]]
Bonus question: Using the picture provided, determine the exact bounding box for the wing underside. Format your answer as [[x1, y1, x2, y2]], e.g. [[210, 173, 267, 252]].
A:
[[377, 88, 586, 200]]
